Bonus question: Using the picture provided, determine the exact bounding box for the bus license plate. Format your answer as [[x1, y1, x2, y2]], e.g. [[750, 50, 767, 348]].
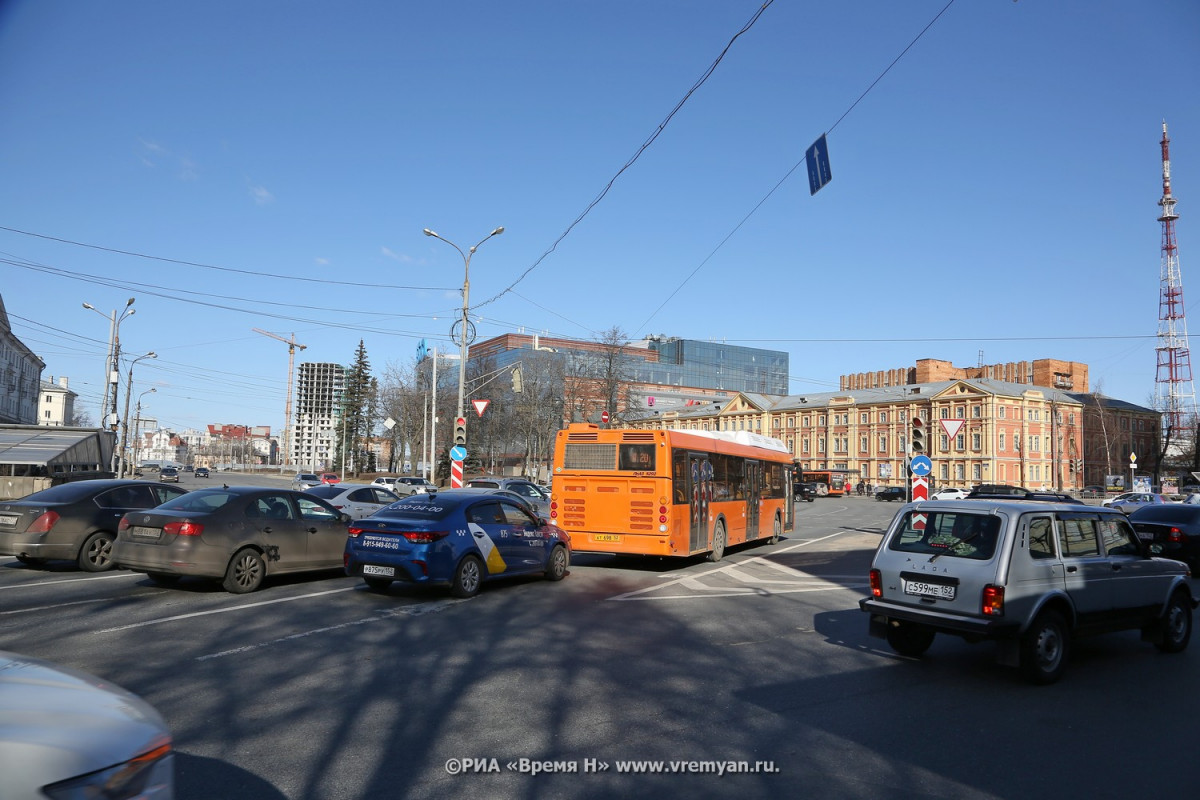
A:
[[904, 579, 955, 601], [363, 565, 395, 577], [593, 534, 622, 543]]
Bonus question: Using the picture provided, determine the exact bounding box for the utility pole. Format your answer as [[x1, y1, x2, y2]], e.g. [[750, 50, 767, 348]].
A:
[[254, 329, 306, 470]]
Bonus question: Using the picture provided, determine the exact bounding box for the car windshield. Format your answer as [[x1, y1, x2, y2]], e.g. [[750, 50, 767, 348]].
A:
[[377, 495, 455, 521], [158, 490, 240, 513], [297, 474, 318, 481], [888, 511, 1002, 561]]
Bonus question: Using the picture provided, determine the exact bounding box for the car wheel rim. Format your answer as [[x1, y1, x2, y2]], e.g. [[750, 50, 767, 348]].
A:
[[90, 537, 112, 566], [1167, 605, 1187, 642], [236, 556, 261, 588], [1036, 625, 1062, 669], [552, 548, 566, 577], [463, 562, 480, 593]]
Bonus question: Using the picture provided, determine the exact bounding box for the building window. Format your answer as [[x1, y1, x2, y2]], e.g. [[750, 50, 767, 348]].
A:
[[818, 415, 826, 426], [999, 432, 1006, 451], [860, 436, 868, 453], [940, 464, 949, 480], [972, 405, 981, 418], [879, 412, 887, 424], [939, 434, 949, 451], [818, 437, 826, 453], [940, 407, 949, 419], [1030, 436, 1040, 453], [860, 413, 868, 424], [802, 416, 810, 428], [955, 464, 965, 481], [802, 438, 809, 454], [878, 435, 887, 453], [999, 406, 1007, 419], [973, 464, 982, 481], [972, 433, 982, 450], [956, 434, 965, 450]]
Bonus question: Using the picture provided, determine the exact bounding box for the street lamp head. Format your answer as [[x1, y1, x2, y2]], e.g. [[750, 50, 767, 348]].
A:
[[423, 228, 438, 238], [82, 302, 94, 310], [491, 226, 505, 236], [125, 297, 135, 307]]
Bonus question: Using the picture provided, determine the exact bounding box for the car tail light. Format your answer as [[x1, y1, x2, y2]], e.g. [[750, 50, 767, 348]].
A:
[[164, 521, 204, 537], [347, 525, 365, 538], [982, 585, 1004, 616], [869, 568, 882, 598], [1168, 527, 1188, 543], [401, 530, 450, 544], [27, 510, 59, 533]]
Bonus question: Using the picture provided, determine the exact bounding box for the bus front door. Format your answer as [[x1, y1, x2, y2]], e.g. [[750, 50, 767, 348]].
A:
[[688, 455, 711, 553]]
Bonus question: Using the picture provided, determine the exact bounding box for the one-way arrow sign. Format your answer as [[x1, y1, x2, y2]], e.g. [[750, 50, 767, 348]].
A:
[[806, 133, 832, 195]]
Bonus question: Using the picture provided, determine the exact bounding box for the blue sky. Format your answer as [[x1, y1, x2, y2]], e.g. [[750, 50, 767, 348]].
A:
[[1, 0, 1198, 435]]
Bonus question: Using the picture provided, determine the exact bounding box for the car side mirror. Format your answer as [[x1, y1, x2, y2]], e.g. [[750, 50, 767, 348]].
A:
[[340, 513, 353, 525]]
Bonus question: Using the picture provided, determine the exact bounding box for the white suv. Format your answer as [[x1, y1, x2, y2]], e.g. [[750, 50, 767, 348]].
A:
[[860, 498, 1196, 683]]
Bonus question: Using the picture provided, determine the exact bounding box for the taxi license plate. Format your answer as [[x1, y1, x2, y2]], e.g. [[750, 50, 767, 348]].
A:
[[0, 514, 18, 526], [127, 526, 161, 539], [363, 565, 395, 577], [904, 579, 955, 601], [593, 534, 622, 543]]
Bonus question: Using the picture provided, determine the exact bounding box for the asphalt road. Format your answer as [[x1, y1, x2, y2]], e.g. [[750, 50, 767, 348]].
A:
[[2, 481, 1197, 799]]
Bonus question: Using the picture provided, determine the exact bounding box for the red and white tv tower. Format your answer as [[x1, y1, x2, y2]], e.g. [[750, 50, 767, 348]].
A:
[[1154, 121, 1196, 452]]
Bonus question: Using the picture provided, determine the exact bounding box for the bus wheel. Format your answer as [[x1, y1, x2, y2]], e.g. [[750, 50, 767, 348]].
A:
[[767, 514, 781, 545], [708, 522, 727, 562]]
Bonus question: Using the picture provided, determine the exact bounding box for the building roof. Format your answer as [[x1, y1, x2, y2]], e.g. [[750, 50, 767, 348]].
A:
[[0, 425, 114, 467]]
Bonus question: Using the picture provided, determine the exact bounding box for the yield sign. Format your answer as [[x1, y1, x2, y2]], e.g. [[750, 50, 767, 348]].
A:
[[472, 399, 490, 417], [940, 419, 965, 440]]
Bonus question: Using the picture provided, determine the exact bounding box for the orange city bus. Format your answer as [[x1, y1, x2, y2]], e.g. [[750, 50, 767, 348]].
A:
[[804, 469, 852, 497], [549, 423, 796, 560]]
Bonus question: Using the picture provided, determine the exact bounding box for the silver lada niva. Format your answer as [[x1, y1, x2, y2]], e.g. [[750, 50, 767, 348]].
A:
[[860, 497, 1196, 684]]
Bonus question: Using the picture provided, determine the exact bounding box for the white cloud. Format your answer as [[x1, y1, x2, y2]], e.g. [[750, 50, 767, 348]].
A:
[[381, 246, 414, 263], [249, 184, 274, 205], [315, 257, 330, 265]]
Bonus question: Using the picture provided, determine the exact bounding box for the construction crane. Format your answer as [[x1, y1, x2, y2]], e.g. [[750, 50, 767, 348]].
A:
[[254, 329, 307, 469]]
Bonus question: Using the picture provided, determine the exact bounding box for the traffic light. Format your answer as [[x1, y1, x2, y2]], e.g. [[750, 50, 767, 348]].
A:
[[910, 416, 925, 454], [454, 416, 467, 447]]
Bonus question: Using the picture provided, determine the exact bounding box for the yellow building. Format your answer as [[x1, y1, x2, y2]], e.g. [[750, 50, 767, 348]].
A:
[[626, 378, 1140, 492]]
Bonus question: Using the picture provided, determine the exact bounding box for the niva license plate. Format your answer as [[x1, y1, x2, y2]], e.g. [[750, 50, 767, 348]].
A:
[[904, 579, 955, 601]]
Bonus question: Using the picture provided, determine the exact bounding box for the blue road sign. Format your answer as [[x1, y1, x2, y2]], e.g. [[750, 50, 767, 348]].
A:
[[806, 133, 832, 195], [910, 455, 932, 476], [450, 446, 467, 462]]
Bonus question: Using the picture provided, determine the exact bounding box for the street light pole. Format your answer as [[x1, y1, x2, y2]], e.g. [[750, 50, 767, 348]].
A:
[[423, 226, 504, 485], [119, 352, 156, 478], [133, 388, 156, 472], [82, 297, 134, 433]]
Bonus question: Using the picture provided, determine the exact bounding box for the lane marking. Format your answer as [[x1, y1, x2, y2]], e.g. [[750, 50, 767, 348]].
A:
[[95, 586, 359, 632], [611, 529, 863, 601], [0, 572, 143, 591], [195, 598, 469, 661]]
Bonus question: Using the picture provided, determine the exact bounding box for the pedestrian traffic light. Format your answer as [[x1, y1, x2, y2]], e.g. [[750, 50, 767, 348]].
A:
[[911, 416, 925, 454], [454, 416, 467, 447]]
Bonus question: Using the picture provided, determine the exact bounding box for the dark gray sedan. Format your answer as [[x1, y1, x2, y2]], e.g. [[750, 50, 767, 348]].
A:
[[113, 486, 351, 593], [0, 479, 189, 571]]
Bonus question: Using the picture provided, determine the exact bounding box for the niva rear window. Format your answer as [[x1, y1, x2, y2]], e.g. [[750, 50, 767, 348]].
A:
[[888, 511, 1002, 561]]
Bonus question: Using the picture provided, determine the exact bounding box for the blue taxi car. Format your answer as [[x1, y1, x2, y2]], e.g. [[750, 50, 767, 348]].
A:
[[343, 489, 570, 597]]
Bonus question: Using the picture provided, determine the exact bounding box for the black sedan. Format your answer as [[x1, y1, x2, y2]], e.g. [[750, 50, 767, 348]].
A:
[[1129, 504, 1200, 571], [875, 487, 907, 502], [0, 479, 189, 571]]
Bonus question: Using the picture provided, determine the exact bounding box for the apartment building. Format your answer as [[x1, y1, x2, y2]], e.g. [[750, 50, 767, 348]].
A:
[[292, 362, 345, 471], [38, 376, 77, 427]]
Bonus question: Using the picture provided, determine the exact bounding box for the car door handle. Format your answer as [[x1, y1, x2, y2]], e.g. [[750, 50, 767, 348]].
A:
[[1067, 566, 1078, 573], [263, 526, 273, 533], [308, 528, 319, 534], [1111, 564, 1122, 572]]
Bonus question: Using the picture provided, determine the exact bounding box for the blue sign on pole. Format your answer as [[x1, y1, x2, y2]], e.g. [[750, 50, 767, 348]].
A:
[[449, 446, 467, 462], [806, 133, 832, 195], [910, 455, 932, 476]]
